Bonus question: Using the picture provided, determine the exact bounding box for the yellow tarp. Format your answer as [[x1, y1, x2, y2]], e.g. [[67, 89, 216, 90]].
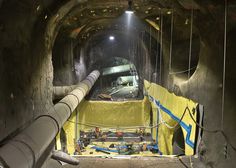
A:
[[56, 112, 76, 154], [77, 97, 151, 131], [144, 80, 198, 156], [56, 81, 198, 156], [56, 98, 151, 154]]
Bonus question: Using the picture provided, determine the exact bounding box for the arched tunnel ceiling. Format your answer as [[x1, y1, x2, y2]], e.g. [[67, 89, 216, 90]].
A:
[[51, 0, 236, 86], [52, 0, 212, 86], [55, 0, 236, 44], [59, 0, 178, 38], [0, 0, 236, 167]]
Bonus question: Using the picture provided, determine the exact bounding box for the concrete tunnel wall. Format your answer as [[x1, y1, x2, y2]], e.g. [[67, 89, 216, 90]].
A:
[[0, 0, 85, 143], [160, 8, 236, 167], [0, 0, 235, 168]]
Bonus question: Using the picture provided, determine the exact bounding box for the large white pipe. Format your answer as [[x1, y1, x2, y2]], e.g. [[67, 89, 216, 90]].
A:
[[53, 85, 77, 100], [51, 150, 79, 165], [102, 64, 135, 76], [0, 70, 100, 168], [116, 76, 135, 85]]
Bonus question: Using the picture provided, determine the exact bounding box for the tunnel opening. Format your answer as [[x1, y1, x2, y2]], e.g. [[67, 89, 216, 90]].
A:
[[86, 57, 142, 100], [172, 126, 185, 155], [52, 32, 78, 87], [168, 15, 200, 83], [5, 0, 234, 167], [52, 8, 202, 161]]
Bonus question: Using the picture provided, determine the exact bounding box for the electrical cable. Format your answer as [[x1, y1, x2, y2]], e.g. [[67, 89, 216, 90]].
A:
[[159, 12, 163, 84], [178, 157, 189, 168], [168, 7, 174, 88], [186, 106, 236, 152], [169, 9, 174, 74], [149, 26, 152, 81], [188, 8, 194, 81], [189, 156, 193, 168], [157, 104, 189, 129], [154, 23, 159, 83], [141, 31, 145, 79], [169, 66, 197, 75], [176, 144, 185, 152], [67, 120, 163, 130], [221, 0, 227, 131], [186, 6, 194, 113], [156, 101, 236, 152]]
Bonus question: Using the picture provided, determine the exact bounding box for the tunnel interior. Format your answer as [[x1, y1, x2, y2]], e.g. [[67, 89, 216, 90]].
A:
[[0, 0, 236, 168]]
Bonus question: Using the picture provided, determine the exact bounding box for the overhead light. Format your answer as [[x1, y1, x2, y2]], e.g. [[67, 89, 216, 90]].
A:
[[185, 19, 189, 25], [125, 0, 134, 14], [125, 10, 134, 14], [167, 11, 172, 15], [109, 36, 115, 40], [36, 5, 40, 11]]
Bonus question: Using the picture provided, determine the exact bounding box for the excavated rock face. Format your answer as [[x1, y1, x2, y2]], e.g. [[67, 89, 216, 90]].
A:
[[0, 0, 235, 167]]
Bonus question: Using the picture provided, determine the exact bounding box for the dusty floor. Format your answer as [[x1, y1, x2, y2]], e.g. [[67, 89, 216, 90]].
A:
[[63, 156, 199, 168]]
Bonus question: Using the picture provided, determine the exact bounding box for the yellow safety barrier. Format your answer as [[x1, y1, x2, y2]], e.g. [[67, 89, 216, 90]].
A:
[[56, 98, 151, 154], [144, 80, 198, 155], [56, 81, 198, 156], [56, 112, 76, 154], [77, 98, 151, 131]]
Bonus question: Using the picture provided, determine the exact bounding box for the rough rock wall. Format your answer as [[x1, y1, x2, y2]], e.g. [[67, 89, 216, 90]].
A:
[[52, 36, 76, 86], [167, 9, 236, 168], [0, 0, 55, 142], [0, 1, 235, 168], [0, 0, 88, 144]]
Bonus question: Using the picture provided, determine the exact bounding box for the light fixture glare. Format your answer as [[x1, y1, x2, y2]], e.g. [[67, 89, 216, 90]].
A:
[[109, 36, 115, 40], [125, 10, 134, 14]]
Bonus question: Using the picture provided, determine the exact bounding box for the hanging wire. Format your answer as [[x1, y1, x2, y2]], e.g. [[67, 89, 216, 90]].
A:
[[149, 26, 152, 81], [141, 31, 145, 80], [159, 12, 163, 84], [189, 156, 193, 168], [178, 157, 189, 168], [155, 16, 160, 83], [149, 26, 152, 52], [154, 31, 158, 82], [169, 66, 197, 75], [187, 106, 236, 152], [157, 104, 189, 129], [185, 4, 194, 108], [169, 9, 174, 74], [168, 8, 174, 88], [221, 0, 227, 131], [67, 119, 163, 130], [188, 7, 194, 80]]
